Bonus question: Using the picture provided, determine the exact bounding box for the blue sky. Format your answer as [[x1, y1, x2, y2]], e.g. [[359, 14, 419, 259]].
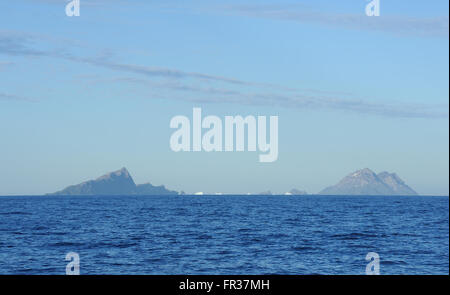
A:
[[0, 0, 448, 195]]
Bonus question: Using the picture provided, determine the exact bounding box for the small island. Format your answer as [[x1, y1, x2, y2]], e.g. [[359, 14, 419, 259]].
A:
[[49, 167, 179, 195], [319, 168, 417, 195]]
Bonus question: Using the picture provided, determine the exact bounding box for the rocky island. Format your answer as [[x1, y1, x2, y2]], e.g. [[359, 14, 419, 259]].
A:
[[319, 168, 417, 195], [50, 167, 178, 195]]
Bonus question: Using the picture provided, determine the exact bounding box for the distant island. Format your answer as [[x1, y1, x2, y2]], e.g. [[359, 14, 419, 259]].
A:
[[286, 189, 308, 195], [319, 168, 417, 195], [49, 167, 417, 196], [50, 168, 178, 195]]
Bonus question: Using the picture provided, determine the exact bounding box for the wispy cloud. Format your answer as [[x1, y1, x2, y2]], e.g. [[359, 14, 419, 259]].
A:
[[76, 58, 252, 86], [0, 61, 14, 70], [0, 32, 253, 86], [0, 92, 36, 102], [0, 33, 45, 56], [20, 0, 130, 6], [223, 4, 449, 38], [0, 31, 447, 118], [179, 89, 448, 119], [15, 1, 450, 38], [87, 76, 447, 119]]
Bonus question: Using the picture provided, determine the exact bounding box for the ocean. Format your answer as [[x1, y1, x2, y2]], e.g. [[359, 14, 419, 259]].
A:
[[0, 195, 448, 275]]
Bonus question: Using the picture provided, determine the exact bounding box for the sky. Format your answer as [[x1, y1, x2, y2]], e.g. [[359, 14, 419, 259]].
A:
[[0, 0, 448, 195]]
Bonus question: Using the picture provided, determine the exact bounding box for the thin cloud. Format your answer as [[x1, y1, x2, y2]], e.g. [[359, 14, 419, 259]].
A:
[[0, 61, 14, 69], [0, 33, 46, 56], [90, 76, 447, 119], [20, 0, 130, 6], [185, 91, 448, 119], [0, 31, 447, 118], [78, 58, 251, 86], [0, 92, 36, 102], [225, 4, 449, 38], [0, 32, 250, 85]]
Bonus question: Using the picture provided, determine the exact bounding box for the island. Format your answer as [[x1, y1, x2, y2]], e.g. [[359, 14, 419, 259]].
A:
[[319, 168, 417, 195], [49, 167, 179, 195]]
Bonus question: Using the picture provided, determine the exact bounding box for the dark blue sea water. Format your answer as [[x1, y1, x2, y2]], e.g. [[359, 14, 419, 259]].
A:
[[0, 195, 448, 275]]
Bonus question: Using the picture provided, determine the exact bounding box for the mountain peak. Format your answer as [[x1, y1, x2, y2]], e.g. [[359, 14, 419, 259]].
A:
[[51, 168, 178, 196], [117, 167, 130, 177], [320, 168, 417, 195], [96, 167, 131, 181], [361, 168, 375, 173], [350, 168, 376, 177]]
